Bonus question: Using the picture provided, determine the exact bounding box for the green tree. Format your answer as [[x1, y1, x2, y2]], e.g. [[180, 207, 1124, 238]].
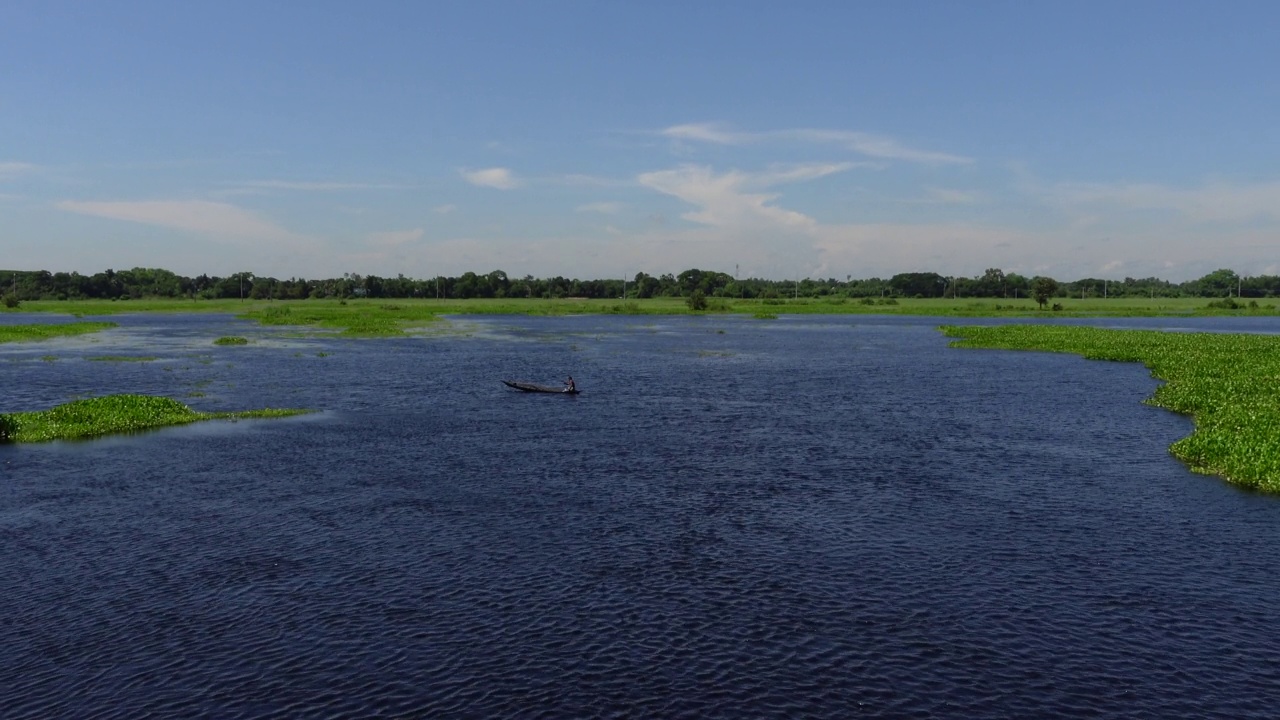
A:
[[686, 289, 708, 311], [1031, 276, 1059, 309], [1197, 268, 1239, 297]]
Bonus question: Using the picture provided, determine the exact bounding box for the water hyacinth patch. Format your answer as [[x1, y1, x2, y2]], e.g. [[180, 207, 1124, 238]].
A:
[[941, 324, 1280, 493], [0, 394, 310, 443], [214, 336, 249, 345]]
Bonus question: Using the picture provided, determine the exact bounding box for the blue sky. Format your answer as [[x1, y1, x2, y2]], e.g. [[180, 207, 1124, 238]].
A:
[[3, 1, 1278, 282]]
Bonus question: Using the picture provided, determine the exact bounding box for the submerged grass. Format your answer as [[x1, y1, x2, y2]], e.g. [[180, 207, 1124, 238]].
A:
[[0, 321, 117, 343], [940, 324, 1280, 493], [0, 394, 311, 443], [87, 355, 157, 362]]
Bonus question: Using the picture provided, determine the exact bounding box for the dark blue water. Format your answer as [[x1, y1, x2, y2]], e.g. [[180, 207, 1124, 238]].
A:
[[3, 313, 1280, 718]]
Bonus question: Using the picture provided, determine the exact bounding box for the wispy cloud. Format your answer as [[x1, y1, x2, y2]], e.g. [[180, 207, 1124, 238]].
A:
[[0, 161, 37, 180], [923, 187, 984, 204], [575, 201, 624, 214], [56, 199, 306, 243], [365, 228, 425, 247], [432, 204, 457, 214], [1045, 180, 1280, 223], [638, 163, 849, 230], [556, 173, 632, 188], [660, 123, 971, 165], [230, 179, 416, 191], [662, 123, 749, 145], [461, 167, 521, 190]]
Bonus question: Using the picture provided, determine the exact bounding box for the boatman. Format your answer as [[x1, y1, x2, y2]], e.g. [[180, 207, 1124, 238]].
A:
[[565, 376, 575, 392]]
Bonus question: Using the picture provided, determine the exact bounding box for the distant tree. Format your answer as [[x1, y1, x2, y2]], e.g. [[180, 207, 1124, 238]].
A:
[[889, 272, 947, 298], [1196, 268, 1239, 297], [1031, 276, 1059, 309], [686, 289, 708, 311], [2, 294, 19, 309]]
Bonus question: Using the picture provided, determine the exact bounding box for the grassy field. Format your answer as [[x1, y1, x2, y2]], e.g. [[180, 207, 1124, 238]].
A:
[[7, 294, 1278, 323], [941, 324, 1280, 493], [3, 295, 1276, 338], [0, 394, 311, 443]]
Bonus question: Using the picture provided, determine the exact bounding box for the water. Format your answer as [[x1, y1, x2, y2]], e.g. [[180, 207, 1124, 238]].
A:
[[3, 313, 1280, 718]]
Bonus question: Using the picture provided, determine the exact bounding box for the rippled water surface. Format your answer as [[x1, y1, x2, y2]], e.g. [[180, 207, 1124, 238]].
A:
[[3, 313, 1280, 718]]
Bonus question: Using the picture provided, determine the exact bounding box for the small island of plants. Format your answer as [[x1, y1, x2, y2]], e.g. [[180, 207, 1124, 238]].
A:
[[0, 321, 118, 343], [941, 324, 1280, 493], [0, 394, 311, 443]]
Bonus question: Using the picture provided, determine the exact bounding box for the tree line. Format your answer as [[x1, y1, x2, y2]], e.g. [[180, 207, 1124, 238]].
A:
[[1, 266, 1275, 303]]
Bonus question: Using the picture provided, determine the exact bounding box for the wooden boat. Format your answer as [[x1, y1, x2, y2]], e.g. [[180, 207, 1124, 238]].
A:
[[502, 380, 579, 394]]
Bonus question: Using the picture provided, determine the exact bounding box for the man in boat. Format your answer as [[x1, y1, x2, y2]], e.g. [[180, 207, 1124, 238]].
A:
[[564, 376, 575, 392]]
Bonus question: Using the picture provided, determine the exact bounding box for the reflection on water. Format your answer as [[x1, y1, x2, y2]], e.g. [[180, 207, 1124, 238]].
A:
[[3, 313, 1280, 718]]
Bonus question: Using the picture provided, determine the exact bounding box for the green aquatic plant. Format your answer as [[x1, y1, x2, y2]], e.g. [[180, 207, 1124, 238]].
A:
[[214, 336, 249, 345], [241, 301, 439, 336], [941, 324, 1280, 493], [0, 321, 117, 343], [0, 394, 310, 443]]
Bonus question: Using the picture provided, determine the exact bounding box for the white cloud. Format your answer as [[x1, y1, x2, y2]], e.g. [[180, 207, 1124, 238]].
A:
[[662, 123, 751, 145], [432, 204, 457, 214], [461, 167, 521, 190], [56, 199, 306, 243], [637, 163, 848, 230], [576, 202, 623, 214], [365, 228, 425, 247], [659, 123, 971, 165], [1101, 260, 1125, 273]]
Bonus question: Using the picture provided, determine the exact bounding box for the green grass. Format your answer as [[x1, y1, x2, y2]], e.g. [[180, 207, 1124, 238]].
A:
[[940, 324, 1280, 493], [0, 321, 117, 343], [241, 302, 439, 336], [214, 336, 249, 345], [0, 394, 311, 443]]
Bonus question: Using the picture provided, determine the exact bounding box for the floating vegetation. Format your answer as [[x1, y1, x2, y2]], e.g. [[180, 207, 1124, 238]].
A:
[[754, 312, 778, 320], [941, 324, 1280, 493], [0, 394, 310, 444], [241, 301, 440, 336], [316, 352, 329, 358], [41, 356, 57, 362], [214, 336, 249, 345], [0, 321, 117, 344], [88, 355, 157, 362]]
